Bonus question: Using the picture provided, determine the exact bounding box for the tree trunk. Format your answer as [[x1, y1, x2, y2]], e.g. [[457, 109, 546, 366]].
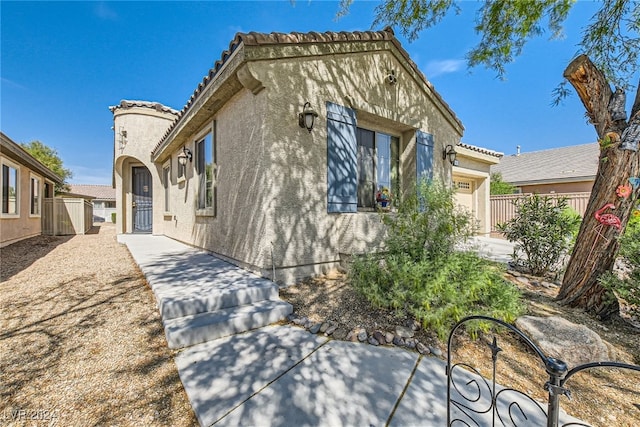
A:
[[557, 55, 640, 319]]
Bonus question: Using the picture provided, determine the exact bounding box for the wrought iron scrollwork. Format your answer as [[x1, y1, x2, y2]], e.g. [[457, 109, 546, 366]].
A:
[[446, 315, 640, 427]]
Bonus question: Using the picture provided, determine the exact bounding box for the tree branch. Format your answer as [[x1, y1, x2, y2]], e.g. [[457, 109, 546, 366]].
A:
[[563, 55, 616, 138], [631, 78, 640, 119]]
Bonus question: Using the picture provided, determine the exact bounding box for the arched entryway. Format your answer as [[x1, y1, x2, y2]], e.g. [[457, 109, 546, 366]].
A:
[[132, 166, 152, 232]]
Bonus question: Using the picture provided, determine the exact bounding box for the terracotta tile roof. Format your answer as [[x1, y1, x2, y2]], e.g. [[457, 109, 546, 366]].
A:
[[458, 142, 503, 158], [67, 184, 115, 200], [491, 143, 599, 185], [152, 27, 462, 156], [109, 100, 178, 115]]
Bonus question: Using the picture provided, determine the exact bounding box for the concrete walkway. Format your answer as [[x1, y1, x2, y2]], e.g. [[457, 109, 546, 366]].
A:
[[119, 234, 577, 427]]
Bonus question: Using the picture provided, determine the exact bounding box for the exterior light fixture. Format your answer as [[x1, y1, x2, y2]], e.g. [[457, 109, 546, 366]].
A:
[[443, 144, 458, 166], [118, 128, 128, 151], [177, 146, 192, 166], [298, 102, 318, 133]]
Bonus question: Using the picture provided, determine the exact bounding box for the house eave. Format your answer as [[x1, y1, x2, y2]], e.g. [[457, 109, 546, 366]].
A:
[[512, 175, 596, 187], [152, 45, 246, 163]]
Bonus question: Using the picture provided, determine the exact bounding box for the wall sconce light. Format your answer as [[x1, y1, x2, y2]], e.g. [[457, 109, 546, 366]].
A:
[[298, 102, 318, 133], [177, 146, 192, 166], [443, 144, 458, 166], [118, 128, 128, 151]]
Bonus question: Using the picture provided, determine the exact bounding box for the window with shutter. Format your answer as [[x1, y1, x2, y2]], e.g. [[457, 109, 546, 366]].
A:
[[326, 102, 357, 213], [416, 130, 434, 182]]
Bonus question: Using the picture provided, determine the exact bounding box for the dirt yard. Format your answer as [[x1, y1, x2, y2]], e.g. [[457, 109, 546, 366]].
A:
[[0, 223, 196, 426]]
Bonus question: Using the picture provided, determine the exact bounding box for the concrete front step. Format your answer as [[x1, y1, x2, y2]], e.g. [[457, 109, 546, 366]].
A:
[[163, 300, 293, 349], [158, 280, 279, 320]]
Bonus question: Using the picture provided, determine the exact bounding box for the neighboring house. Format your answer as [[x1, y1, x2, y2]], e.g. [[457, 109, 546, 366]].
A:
[[110, 28, 494, 284], [491, 143, 599, 194], [452, 143, 503, 235], [63, 184, 116, 222], [0, 132, 63, 247]]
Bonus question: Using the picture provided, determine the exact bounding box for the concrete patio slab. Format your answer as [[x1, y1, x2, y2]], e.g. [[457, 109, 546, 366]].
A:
[[175, 325, 328, 427], [217, 339, 419, 427]]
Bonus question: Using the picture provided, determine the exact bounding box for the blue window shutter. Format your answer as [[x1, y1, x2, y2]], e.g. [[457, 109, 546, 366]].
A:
[[327, 102, 357, 213], [416, 130, 434, 183]]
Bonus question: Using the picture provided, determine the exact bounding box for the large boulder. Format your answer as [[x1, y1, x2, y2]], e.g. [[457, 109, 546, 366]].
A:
[[515, 315, 611, 369]]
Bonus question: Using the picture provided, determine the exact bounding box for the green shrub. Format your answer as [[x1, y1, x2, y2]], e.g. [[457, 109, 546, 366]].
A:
[[111, 212, 116, 223], [349, 180, 524, 340], [383, 179, 475, 262], [599, 214, 640, 318], [497, 195, 581, 276]]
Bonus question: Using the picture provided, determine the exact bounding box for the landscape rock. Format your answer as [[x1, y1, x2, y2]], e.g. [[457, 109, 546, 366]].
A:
[[385, 332, 395, 344], [287, 313, 298, 322], [373, 331, 386, 345], [304, 319, 314, 329], [319, 322, 329, 333], [332, 328, 348, 340], [406, 319, 421, 331], [368, 336, 380, 346], [516, 276, 530, 285], [429, 346, 443, 357], [507, 269, 521, 277], [515, 315, 611, 368], [395, 326, 414, 338], [309, 323, 322, 334], [404, 338, 416, 349], [292, 316, 307, 326], [357, 330, 368, 342], [416, 342, 430, 355], [392, 336, 405, 346], [325, 324, 338, 336]]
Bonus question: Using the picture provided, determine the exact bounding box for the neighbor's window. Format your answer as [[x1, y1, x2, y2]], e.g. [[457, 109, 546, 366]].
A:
[[30, 175, 41, 216], [356, 129, 399, 209], [105, 201, 116, 208], [196, 130, 214, 212], [1, 161, 19, 215], [163, 161, 171, 212]]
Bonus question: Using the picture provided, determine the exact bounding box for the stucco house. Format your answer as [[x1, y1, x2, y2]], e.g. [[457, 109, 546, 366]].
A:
[[491, 143, 599, 194], [452, 143, 502, 235], [1, 132, 63, 247], [111, 28, 495, 284], [64, 184, 117, 222]]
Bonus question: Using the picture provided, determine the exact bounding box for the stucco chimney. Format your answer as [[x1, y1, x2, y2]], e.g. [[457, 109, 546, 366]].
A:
[[516, 145, 521, 156]]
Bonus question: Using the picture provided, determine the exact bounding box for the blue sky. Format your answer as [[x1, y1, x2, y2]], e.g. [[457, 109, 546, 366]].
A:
[[1, 1, 635, 185]]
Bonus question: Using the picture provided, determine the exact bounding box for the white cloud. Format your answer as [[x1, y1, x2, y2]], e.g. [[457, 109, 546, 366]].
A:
[[1, 77, 27, 90], [425, 59, 466, 78], [94, 2, 118, 21]]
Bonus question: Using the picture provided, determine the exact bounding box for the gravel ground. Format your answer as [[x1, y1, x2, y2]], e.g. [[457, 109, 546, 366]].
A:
[[0, 223, 196, 426]]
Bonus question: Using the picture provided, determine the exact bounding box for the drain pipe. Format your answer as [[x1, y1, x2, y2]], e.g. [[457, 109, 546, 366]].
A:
[[270, 241, 276, 284]]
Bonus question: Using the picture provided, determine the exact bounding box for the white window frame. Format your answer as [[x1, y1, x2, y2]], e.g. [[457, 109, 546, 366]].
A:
[[356, 128, 400, 211], [29, 173, 42, 217], [1, 158, 20, 218], [163, 160, 171, 214], [195, 122, 215, 217]]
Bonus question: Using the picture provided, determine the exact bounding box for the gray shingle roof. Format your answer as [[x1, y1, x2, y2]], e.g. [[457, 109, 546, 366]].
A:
[[67, 184, 115, 200], [491, 143, 599, 185]]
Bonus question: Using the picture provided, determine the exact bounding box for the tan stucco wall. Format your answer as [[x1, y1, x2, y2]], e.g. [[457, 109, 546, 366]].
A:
[[113, 106, 177, 234], [159, 89, 271, 270], [251, 47, 462, 282], [0, 156, 45, 247], [452, 147, 500, 236], [520, 181, 594, 194]]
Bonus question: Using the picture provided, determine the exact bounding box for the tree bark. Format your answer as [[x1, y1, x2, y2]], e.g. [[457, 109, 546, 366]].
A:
[[557, 55, 640, 319]]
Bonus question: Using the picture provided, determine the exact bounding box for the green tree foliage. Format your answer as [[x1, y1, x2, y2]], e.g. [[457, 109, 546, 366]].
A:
[[21, 140, 72, 192], [490, 172, 516, 195], [349, 180, 524, 340], [497, 194, 581, 276]]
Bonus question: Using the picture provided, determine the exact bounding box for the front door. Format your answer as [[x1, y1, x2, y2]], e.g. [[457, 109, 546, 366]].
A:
[[132, 166, 152, 233]]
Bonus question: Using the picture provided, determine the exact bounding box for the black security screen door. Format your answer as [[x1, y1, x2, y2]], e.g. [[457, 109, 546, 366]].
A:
[[132, 166, 152, 232]]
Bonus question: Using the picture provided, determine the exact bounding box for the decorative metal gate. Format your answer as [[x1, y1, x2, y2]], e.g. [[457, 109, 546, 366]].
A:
[[132, 166, 152, 233], [446, 315, 640, 426]]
